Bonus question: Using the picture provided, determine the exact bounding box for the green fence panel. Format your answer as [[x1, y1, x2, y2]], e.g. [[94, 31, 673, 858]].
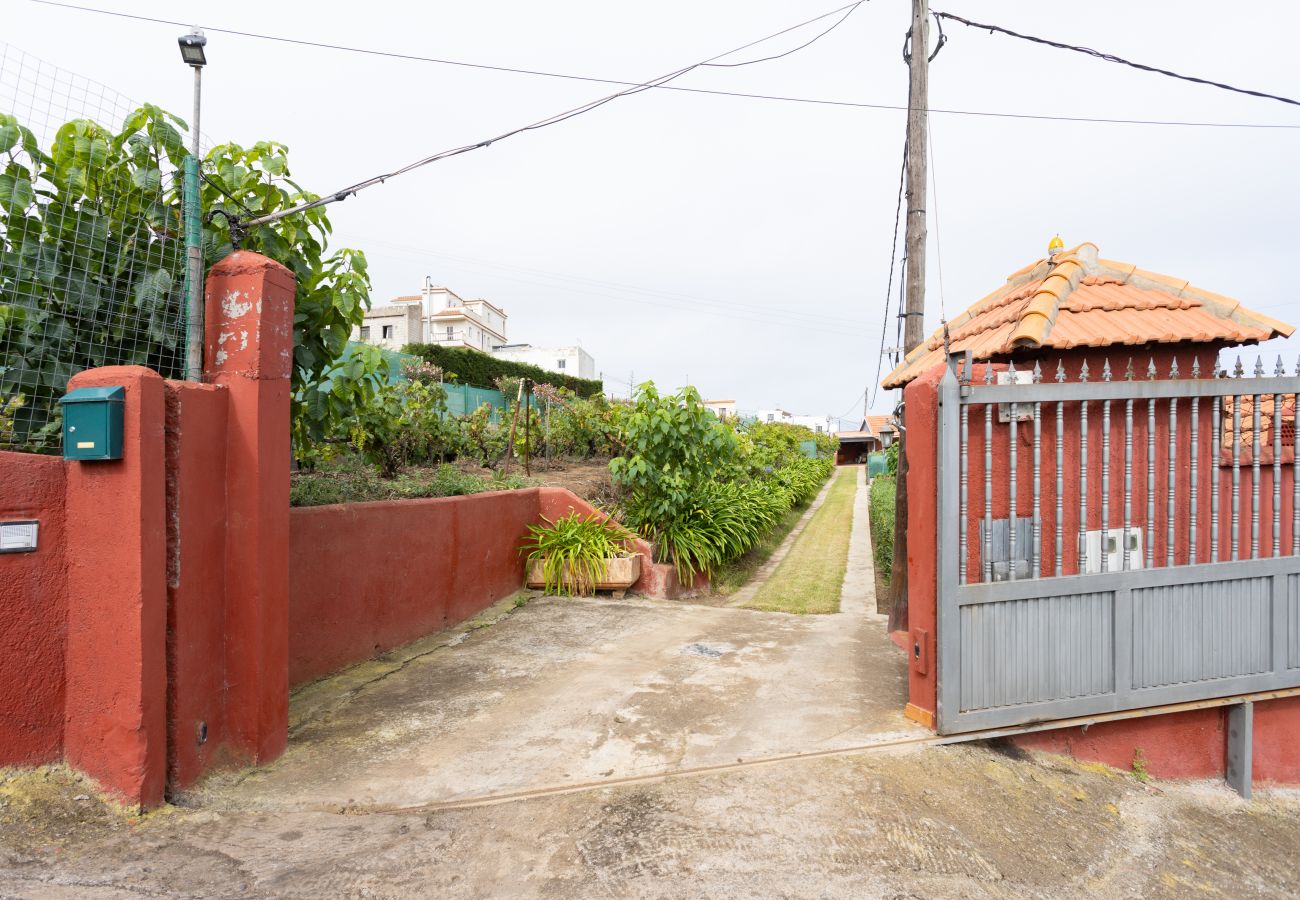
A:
[[867, 452, 889, 477], [799, 439, 819, 460]]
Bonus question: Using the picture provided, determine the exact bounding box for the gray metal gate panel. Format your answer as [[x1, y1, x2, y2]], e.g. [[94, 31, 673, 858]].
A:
[[936, 354, 1300, 735]]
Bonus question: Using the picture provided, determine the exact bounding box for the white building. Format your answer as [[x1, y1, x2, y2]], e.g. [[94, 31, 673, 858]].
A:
[[353, 280, 509, 353], [756, 408, 837, 434], [353, 304, 422, 351], [704, 399, 737, 420], [491, 344, 596, 380]]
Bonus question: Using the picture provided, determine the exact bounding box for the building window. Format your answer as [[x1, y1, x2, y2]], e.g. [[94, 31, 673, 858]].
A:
[[446, 326, 454, 341], [767, 413, 774, 422], [360, 326, 371, 340], [381, 325, 394, 339], [815, 425, 823, 432], [557, 359, 567, 369]]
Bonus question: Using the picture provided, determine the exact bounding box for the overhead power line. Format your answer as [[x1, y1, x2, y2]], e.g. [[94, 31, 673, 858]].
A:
[[869, 139, 908, 410], [226, 1, 870, 231], [936, 11, 1300, 109], [25, 0, 1300, 129]]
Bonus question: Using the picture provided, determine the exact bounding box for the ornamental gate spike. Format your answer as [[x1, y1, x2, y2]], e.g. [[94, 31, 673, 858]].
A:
[[984, 360, 995, 384], [1234, 357, 1245, 378], [1255, 356, 1266, 378], [1032, 360, 1042, 383], [1102, 358, 1112, 382], [1079, 359, 1090, 382], [1276, 356, 1287, 377], [1055, 360, 1066, 383], [1125, 358, 1135, 381], [1147, 357, 1157, 381], [1170, 357, 1180, 379], [1191, 357, 1201, 379]]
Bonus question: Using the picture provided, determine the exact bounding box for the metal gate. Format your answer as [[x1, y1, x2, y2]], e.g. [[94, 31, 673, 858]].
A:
[[935, 352, 1300, 735]]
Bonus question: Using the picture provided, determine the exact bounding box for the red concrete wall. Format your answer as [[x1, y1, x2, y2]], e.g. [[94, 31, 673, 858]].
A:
[[164, 381, 230, 790], [63, 366, 169, 809], [1014, 695, 1300, 785], [0, 451, 67, 765], [288, 488, 543, 687], [204, 252, 294, 766]]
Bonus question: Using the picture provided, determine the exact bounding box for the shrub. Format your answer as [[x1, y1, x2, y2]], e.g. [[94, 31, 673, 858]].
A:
[[610, 384, 739, 561], [289, 458, 527, 507], [345, 377, 460, 477], [869, 475, 895, 585], [772, 456, 834, 506], [462, 402, 506, 468], [404, 343, 603, 398], [520, 512, 636, 596]]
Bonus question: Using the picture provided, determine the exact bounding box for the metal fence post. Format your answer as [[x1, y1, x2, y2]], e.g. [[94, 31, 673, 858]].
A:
[[936, 353, 962, 732]]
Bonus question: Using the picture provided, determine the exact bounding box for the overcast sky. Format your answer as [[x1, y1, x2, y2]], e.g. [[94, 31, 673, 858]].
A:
[[8, 0, 1299, 424]]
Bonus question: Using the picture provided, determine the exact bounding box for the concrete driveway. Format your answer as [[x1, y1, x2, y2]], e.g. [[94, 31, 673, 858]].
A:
[[187, 467, 914, 812]]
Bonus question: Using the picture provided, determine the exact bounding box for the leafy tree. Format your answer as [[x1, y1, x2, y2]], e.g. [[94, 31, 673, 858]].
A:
[[0, 103, 381, 455], [609, 383, 738, 549]]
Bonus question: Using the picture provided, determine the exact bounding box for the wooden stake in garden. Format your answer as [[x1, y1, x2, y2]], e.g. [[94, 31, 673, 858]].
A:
[[502, 378, 525, 476], [524, 378, 532, 477]]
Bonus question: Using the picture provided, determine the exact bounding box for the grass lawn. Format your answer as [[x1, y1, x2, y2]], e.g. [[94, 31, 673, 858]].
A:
[[745, 466, 857, 614], [709, 503, 809, 596]]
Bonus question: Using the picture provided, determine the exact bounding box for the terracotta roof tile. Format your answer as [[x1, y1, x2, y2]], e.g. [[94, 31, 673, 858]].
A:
[[864, 414, 895, 435], [882, 243, 1294, 388]]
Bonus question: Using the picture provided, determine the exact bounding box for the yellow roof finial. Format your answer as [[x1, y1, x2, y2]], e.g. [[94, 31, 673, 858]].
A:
[[1048, 233, 1065, 257]]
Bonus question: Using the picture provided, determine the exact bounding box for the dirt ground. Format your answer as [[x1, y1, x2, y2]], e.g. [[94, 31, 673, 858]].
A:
[[4, 467, 1299, 897], [458, 455, 620, 509], [4, 748, 1300, 898]]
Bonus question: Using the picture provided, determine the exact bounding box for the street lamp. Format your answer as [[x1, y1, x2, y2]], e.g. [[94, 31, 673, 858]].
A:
[[178, 29, 206, 381], [178, 31, 207, 66]]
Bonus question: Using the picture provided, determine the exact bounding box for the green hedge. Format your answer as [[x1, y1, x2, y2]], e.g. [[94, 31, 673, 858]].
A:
[[869, 475, 895, 586], [403, 344, 603, 398]]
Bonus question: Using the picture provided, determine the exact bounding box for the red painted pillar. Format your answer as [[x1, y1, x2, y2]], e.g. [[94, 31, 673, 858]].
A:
[[63, 365, 168, 808], [204, 251, 294, 763]]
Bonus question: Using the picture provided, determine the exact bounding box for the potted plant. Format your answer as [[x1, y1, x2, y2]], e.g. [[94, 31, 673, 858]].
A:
[[521, 512, 641, 597]]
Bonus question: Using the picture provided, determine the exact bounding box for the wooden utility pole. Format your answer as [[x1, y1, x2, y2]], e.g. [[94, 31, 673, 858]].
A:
[[889, 0, 929, 633]]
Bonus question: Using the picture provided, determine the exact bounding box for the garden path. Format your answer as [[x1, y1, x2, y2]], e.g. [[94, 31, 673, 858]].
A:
[[183, 465, 913, 813], [723, 465, 841, 608]]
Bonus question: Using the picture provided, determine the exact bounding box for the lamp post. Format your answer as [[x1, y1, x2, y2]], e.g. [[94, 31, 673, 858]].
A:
[[178, 29, 206, 381]]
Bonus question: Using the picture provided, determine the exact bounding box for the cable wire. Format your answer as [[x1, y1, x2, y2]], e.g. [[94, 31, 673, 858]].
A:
[[927, 112, 947, 324], [233, 1, 869, 230], [23, 1, 1300, 129], [936, 11, 1300, 108], [868, 138, 908, 411]]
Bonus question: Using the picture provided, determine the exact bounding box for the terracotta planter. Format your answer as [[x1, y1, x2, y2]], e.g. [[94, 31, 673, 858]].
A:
[[526, 554, 641, 596]]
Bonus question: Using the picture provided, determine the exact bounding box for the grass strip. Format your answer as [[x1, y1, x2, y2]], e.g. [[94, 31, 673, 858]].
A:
[[745, 467, 857, 614], [709, 503, 808, 596]]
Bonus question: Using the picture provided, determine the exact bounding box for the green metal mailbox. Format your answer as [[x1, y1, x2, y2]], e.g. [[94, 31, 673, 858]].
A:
[[59, 385, 125, 461]]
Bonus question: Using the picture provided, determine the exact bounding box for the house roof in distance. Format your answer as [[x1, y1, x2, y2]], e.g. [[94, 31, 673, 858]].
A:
[[882, 242, 1294, 389], [864, 414, 894, 435]]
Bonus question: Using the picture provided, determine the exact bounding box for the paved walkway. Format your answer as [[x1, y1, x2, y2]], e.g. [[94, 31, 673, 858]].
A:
[[186, 464, 912, 812]]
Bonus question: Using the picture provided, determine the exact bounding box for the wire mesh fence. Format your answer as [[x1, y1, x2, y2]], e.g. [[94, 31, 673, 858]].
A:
[[1, 42, 191, 451]]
